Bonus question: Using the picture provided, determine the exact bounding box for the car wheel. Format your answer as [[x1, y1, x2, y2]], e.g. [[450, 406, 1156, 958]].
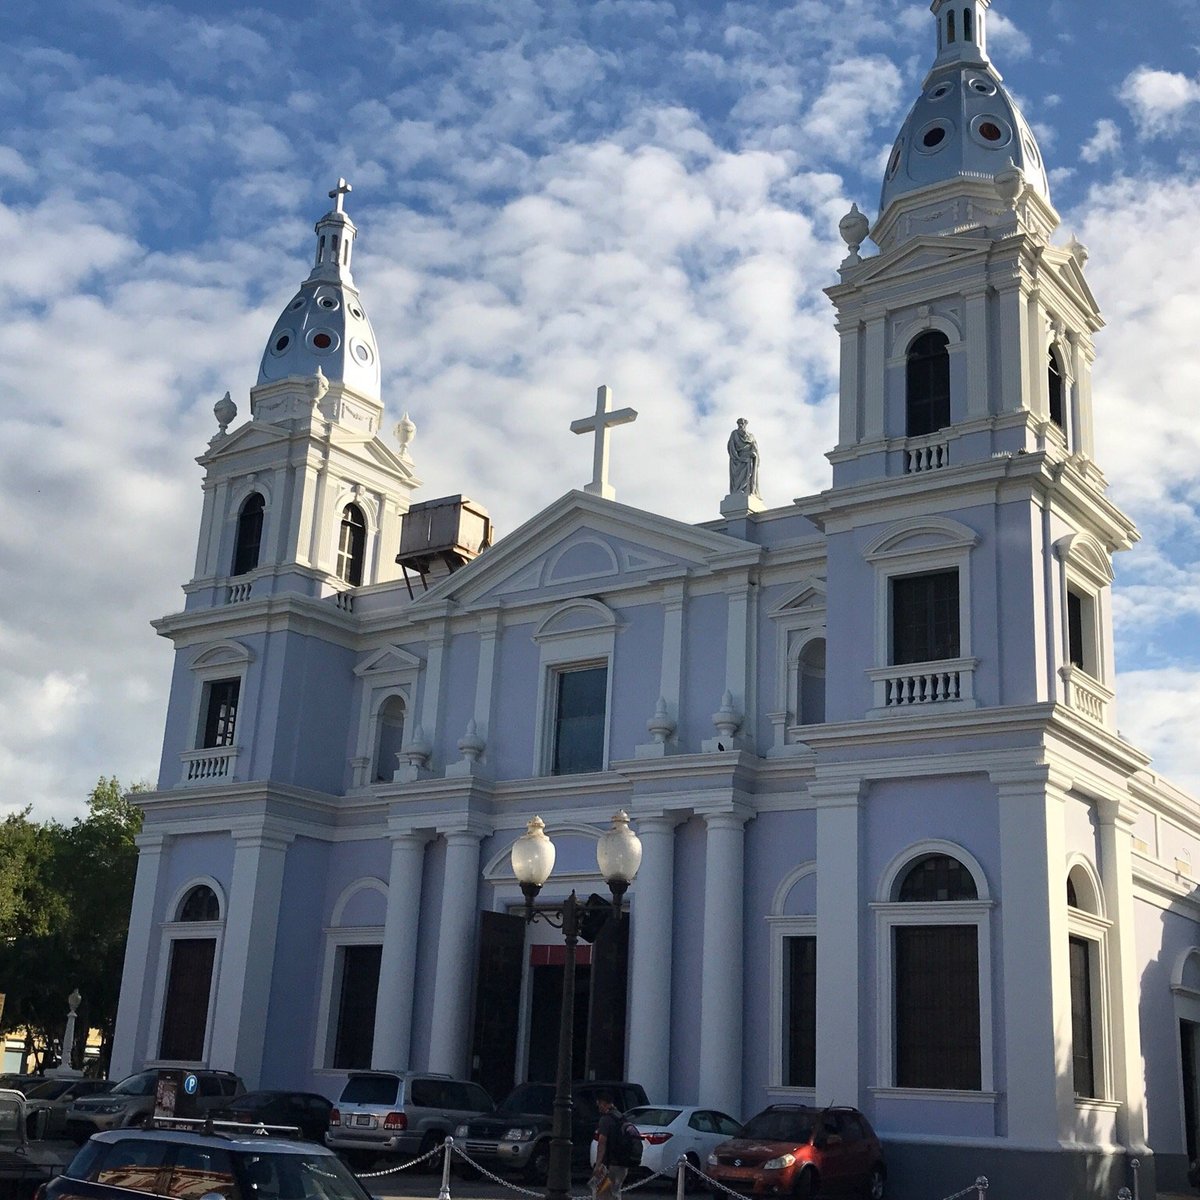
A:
[[524, 1141, 551, 1185], [863, 1165, 885, 1200], [419, 1131, 448, 1172], [793, 1168, 816, 1199]]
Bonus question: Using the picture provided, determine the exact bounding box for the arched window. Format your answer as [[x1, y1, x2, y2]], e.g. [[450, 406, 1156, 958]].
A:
[[374, 695, 407, 782], [898, 853, 978, 901], [892, 852, 982, 1089], [232, 493, 265, 576], [1048, 348, 1066, 433], [963, 7, 973, 40], [797, 638, 826, 726], [947, 10, 956, 42], [177, 884, 220, 922], [160, 884, 221, 1062], [906, 331, 951, 437], [1066, 863, 1106, 1099], [337, 504, 367, 587]]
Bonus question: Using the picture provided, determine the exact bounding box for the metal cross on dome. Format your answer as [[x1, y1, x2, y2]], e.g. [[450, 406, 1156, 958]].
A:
[[329, 178, 352, 212], [570, 384, 638, 501]]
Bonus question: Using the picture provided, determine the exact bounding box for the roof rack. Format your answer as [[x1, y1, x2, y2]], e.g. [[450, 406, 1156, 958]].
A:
[[149, 1116, 303, 1140]]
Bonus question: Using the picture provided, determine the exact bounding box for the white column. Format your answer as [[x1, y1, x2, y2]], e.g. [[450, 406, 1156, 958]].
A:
[[964, 287, 990, 419], [109, 834, 166, 1079], [1097, 795, 1150, 1152], [994, 768, 1072, 1145], [373, 832, 429, 1069], [836, 320, 862, 446], [627, 816, 678, 1102], [418, 617, 449, 765], [426, 829, 483, 1075], [699, 811, 748, 1116], [659, 582, 686, 735], [724, 574, 754, 734], [209, 828, 292, 1086], [863, 316, 887, 441], [812, 780, 862, 1105], [474, 612, 501, 741]]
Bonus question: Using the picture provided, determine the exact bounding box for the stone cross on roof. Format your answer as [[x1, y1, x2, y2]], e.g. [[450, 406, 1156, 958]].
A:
[[329, 177, 352, 213], [570, 384, 638, 501]]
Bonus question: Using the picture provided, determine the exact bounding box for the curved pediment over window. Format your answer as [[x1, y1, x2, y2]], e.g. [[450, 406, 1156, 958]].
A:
[[863, 515, 979, 562], [1055, 532, 1114, 589], [190, 640, 255, 671], [546, 537, 621, 585], [533, 598, 620, 644]]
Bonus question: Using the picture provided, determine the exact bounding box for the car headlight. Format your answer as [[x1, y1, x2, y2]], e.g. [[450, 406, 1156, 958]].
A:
[[93, 1103, 125, 1114], [504, 1127, 534, 1141], [762, 1154, 796, 1170], [455, 1125, 468, 1138], [707, 1153, 718, 1166]]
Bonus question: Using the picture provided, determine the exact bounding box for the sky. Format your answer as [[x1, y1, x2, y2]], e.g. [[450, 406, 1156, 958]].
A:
[[3, 0, 1199, 821]]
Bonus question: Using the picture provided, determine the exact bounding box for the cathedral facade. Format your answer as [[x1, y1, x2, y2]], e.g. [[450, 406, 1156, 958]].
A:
[[111, 3, 1200, 1195]]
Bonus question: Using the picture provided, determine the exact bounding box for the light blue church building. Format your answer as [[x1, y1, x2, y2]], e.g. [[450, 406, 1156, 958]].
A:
[[111, 3, 1200, 1195]]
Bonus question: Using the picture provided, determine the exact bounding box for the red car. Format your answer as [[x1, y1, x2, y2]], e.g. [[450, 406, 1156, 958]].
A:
[[705, 1104, 885, 1199]]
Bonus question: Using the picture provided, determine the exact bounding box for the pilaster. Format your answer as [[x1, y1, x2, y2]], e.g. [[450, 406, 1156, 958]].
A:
[[109, 833, 166, 1079], [812, 778, 864, 1105]]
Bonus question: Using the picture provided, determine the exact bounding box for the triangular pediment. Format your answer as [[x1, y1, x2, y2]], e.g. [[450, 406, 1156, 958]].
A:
[[1043, 248, 1104, 329], [355, 643, 424, 677], [407, 490, 760, 615], [856, 235, 986, 286], [198, 420, 291, 464], [770, 577, 828, 619]]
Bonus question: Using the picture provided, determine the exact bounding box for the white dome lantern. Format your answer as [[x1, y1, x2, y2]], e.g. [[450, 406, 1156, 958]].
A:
[[511, 815, 557, 889], [256, 178, 382, 402]]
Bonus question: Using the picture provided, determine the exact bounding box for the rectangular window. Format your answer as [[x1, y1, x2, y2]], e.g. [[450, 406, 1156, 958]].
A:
[[1066, 588, 1095, 674], [1070, 936, 1096, 1097], [159, 937, 216, 1062], [202, 679, 240, 748], [891, 571, 960, 665], [333, 944, 382, 1070], [552, 665, 607, 775], [895, 925, 980, 1090], [783, 936, 816, 1087]]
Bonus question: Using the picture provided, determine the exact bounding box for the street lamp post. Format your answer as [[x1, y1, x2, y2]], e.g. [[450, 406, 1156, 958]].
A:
[[511, 811, 642, 1200]]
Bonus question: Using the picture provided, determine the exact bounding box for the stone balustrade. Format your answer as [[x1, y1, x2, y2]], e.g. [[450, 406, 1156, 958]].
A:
[[869, 657, 977, 710], [180, 746, 238, 785]]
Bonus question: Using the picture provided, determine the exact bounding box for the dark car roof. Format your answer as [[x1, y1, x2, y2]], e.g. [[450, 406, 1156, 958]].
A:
[[83, 1128, 336, 1156]]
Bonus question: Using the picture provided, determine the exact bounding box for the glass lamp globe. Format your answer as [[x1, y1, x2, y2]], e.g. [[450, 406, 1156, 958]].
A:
[[597, 810, 642, 884], [512, 815, 556, 887]]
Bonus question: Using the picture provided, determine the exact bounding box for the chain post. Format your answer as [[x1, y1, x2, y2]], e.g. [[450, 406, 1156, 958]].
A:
[[675, 1157, 686, 1200], [1131, 1156, 1140, 1200], [1118, 1188, 1132, 1200], [975, 1176, 989, 1200], [437, 1136, 453, 1200]]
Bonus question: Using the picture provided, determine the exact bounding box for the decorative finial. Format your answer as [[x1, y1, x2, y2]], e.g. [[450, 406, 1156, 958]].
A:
[[994, 158, 1026, 209], [402, 724, 431, 770], [213, 391, 237, 435], [329, 177, 352, 213], [458, 719, 485, 764], [712, 690, 742, 740], [309, 366, 329, 403], [647, 697, 675, 745], [395, 411, 416, 461], [838, 202, 871, 266], [1067, 234, 1089, 269]]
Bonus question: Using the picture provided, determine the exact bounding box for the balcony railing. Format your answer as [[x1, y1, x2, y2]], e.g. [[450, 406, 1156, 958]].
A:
[[180, 746, 238, 785], [226, 581, 253, 604], [905, 438, 951, 474], [1059, 666, 1113, 726], [869, 658, 977, 711]]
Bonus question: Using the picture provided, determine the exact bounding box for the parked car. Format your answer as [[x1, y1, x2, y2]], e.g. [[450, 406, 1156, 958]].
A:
[[454, 1080, 649, 1183], [588, 1105, 743, 1179], [325, 1071, 492, 1168], [22, 1079, 113, 1137], [37, 1125, 372, 1200], [0, 1088, 60, 1200], [65, 1070, 244, 1142], [212, 1091, 333, 1143], [705, 1104, 885, 1199], [0, 1077, 38, 1096]]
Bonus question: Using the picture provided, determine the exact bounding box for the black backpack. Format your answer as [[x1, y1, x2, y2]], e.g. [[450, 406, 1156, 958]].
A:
[[611, 1116, 643, 1167]]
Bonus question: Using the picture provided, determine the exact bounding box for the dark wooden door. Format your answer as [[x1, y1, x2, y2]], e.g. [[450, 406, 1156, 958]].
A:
[[471, 911, 526, 1100], [585, 913, 628, 1080]]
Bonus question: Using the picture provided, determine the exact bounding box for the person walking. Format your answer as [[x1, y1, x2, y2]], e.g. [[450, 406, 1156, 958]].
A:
[[590, 1092, 628, 1200]]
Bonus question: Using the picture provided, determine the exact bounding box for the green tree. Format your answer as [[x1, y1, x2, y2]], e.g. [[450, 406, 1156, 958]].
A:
[[0, 778, 144, 1074]]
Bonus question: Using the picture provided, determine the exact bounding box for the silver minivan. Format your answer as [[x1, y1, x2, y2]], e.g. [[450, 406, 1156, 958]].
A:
[[325, 1072, 492, 1165]]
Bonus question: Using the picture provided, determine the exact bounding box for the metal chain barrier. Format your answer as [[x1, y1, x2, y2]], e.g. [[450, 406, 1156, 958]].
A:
[[351, 1139, 447, 1179], [443, 1141, 546, 1198], [938, 1178, 989, 1200]]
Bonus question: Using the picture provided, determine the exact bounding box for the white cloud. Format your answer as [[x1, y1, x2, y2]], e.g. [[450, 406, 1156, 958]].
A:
[[986, 12, 1032, 59], [1119, 66, 1200, 136], [1116, 668, 1200, 797], [1080, 118, 1121, 163]]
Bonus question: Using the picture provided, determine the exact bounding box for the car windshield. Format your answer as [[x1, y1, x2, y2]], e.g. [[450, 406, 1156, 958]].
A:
[[740, 1111, 815, 1143], [498, 1086, 554, 1116], [627, 1108, 680, 1127], [338, 1077, 398, 1106], [25, 1080, 73, 1101], [238, 1151, 369, 1200], [110, 1072, 158, 1097]]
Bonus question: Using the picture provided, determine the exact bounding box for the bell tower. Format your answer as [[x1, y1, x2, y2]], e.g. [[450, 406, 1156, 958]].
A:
[[186, 182, 419, 611], [810, 1, 1137, 728]]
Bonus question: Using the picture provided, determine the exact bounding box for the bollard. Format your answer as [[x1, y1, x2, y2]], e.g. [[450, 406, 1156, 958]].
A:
[[975, 1177, 988, 1200], [438, 1136, 453, 1200], [676, 1157, 687, 1200], [1131, 1156, 1140, 1200]]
